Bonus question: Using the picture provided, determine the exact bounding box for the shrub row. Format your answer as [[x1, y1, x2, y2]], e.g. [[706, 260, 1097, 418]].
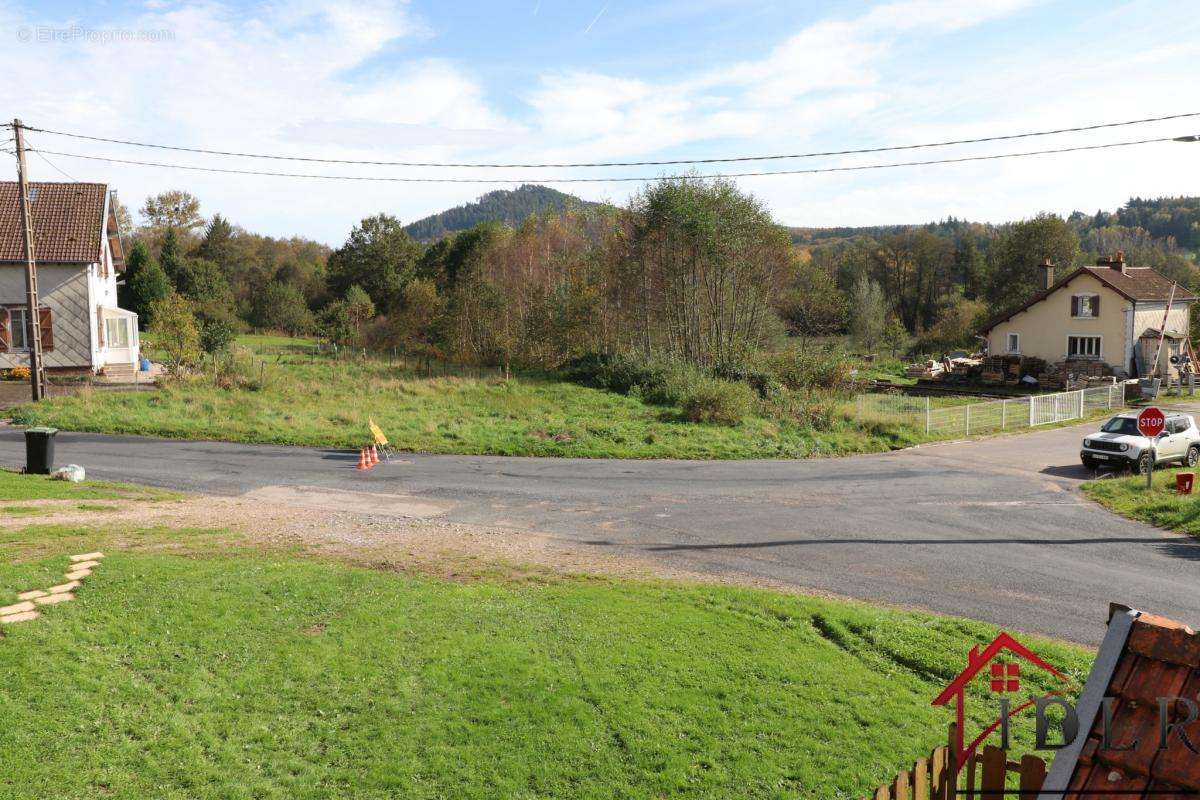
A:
[[559, 350, 852, 428]]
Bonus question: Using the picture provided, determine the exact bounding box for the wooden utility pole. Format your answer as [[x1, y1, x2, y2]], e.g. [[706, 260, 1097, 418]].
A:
[[12, 118, 46, 401]]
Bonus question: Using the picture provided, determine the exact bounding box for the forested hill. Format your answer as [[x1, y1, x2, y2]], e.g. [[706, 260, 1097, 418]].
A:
[[789, 196, 1200, 252], [403, 185, 603, 241]]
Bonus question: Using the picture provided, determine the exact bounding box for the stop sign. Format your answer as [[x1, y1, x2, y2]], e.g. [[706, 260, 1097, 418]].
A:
[[1137, 406, 1166, 438]]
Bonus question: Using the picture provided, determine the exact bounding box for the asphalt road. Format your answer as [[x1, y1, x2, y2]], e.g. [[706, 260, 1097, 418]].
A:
[[3, 418, 1198, 644]]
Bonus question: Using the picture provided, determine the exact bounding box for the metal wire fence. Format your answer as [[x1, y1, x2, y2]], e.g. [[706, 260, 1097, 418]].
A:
[[854, 383, 1127, 436]]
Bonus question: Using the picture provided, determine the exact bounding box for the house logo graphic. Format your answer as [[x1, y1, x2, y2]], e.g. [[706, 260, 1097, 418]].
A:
[[932, 631, 1075, 771]]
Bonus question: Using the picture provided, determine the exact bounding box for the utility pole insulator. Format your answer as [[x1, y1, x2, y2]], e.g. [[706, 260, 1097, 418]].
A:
[[12, 118, 47, 401]]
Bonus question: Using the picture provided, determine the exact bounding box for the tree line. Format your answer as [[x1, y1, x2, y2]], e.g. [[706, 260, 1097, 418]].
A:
[[116, 183, 1200, 372]]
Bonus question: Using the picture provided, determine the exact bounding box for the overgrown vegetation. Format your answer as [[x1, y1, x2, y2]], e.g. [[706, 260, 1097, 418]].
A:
[[11, 344, 924, 458], [0, 473, 1093, 799]]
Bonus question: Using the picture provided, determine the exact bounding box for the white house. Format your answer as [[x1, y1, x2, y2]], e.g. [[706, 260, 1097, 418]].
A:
[[0, 181, 139, 374]]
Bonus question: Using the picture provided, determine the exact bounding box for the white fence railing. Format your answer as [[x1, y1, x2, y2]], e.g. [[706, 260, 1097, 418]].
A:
[[854, 383, 1126, 436]]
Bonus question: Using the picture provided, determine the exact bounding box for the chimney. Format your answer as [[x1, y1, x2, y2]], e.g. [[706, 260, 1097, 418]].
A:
[[1096, 251, 1127, 274], [1040, 257, 1055, 290]]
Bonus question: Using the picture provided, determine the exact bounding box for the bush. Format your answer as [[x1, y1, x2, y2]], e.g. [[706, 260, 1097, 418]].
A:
[[762, 389, 840, 430], [199, 319, 237, 355], [712, 360, 784, 400], [681, 379, 756, 426], [762, 349, 856, 393], [559, 352, 705, 407]]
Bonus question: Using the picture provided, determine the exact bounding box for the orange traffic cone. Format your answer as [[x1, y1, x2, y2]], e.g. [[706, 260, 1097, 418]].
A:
[[370, 444, 380, 466], [356, 448, 371, 470]]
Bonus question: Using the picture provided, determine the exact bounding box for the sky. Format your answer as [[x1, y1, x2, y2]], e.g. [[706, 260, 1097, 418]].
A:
[[1, 0, 1198, 245]]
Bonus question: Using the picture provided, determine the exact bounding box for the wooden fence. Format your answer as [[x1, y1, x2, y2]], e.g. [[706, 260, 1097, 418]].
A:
[[863, 724, 1046, 800]]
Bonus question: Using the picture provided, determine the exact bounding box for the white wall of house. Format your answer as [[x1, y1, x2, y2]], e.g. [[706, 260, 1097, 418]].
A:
[[0, 263, 95, 370], [1132, 301, 1190, 340], [0, 245, 138, 371]]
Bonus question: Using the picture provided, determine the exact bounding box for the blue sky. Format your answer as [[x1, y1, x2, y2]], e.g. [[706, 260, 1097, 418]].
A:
[[2, 0, 1198, 244]]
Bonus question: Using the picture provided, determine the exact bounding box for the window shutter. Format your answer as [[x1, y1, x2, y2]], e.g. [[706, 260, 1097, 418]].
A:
[[1070, 296, 1079, 316], [1093, 295, 1099, 317], [0, 308, 9, 353], [39, 306, 54, 352], [96, 307, 106, 348]]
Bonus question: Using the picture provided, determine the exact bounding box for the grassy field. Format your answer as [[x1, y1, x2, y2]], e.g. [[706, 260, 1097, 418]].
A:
[[10, 336, 1118, 459], [0, 472, 1092, 799], [1082, 466, 1200, 536], [10, 341, 933, 459]]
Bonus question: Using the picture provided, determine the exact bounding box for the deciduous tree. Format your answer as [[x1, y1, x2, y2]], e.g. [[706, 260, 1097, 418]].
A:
[[326, 214, 421, 311]]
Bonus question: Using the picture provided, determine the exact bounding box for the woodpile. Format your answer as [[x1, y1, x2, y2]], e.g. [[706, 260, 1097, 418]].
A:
[[980, 355, 1022, 385], [1036, 359, 1114, 391], [905, 352, 1115, 393], [905, 359, 944, 378]]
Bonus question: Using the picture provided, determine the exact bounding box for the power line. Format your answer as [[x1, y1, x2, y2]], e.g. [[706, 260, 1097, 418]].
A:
[[27, 135, 1188, 184], [19, 111, 1200, 169], [29, 143, 82, 182]]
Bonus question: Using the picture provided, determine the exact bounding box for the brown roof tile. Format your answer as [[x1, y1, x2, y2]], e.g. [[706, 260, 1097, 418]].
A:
[[1089, 266, 1197, 303], [1052, 610, 1200, 798], [0, 181, 107, 263]]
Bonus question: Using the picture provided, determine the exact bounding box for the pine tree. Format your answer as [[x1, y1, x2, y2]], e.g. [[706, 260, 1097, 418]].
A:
[[121, 241, 170, 327], [159, 227, 184, 286]]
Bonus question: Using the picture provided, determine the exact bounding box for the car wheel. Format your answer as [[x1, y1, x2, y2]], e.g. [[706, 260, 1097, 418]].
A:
[[1137, 452, 1154, 475], [1082, 457, 1098, 470], [1187, 445, 1200, 468]]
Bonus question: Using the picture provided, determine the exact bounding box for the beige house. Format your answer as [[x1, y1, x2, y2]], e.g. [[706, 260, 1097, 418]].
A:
[[0, 182, 139, 374], [980, 253, 1196, 379]]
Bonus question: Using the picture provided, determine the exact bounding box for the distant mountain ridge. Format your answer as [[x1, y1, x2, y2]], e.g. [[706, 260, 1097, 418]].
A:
[[403, 185, 602, 242], [788, 196, 1200, 251]]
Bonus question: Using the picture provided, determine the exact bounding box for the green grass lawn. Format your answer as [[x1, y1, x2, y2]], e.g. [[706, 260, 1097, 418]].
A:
[[10, 353, 929, 459], [1082, 466, 1200, 536], [0, 469, 175, 502], [0, 474, 1092, 799]]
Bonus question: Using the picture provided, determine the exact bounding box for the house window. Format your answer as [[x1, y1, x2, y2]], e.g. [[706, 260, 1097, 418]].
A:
[[9, 307, 29, 350], [1068, 335, 1102, 359], [1006, 333, 1020, 354], [1071, 294, 1099, 318], [105, 317, 130, 348]]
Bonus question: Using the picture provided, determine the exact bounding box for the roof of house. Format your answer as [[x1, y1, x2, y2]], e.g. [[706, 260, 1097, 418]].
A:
[[0, 182, 108, 263], [981, 265, 1198, 333], [1038, 606, 1200, 798]]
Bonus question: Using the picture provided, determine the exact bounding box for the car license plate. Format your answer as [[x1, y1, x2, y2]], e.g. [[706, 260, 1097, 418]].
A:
[[1093, 454, 1108, 460]]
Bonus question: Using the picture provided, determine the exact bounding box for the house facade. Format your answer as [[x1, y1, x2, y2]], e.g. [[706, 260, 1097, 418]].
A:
[[0, 182, 139, 374], [980, 253, 1195, 379]]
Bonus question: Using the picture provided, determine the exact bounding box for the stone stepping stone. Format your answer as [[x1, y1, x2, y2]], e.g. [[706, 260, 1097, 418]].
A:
[[0, 610, 40, 624], [16, 590, 47, 601], [34, 593, 73, 606], [69, 552, 104, 563], [47, 581, 81, 595], [71, 561, 100, 571], [0, 601, 36, 616], [65, 569, 91, 581]]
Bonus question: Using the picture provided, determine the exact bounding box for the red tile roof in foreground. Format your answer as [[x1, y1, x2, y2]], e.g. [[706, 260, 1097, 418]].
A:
[[1048, 609, 1200, 799], [0, 182, 107, 263]]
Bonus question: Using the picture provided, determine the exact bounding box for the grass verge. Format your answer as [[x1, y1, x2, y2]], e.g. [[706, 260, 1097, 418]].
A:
[[1082, 465, 1200, 536], [0, 473, 1092, 799], [0, 469, 177, 502]]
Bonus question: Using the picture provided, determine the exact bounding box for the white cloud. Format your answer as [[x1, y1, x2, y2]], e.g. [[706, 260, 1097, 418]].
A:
[[0, 0, 514, 241], [0, 0, 1195, 243]]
